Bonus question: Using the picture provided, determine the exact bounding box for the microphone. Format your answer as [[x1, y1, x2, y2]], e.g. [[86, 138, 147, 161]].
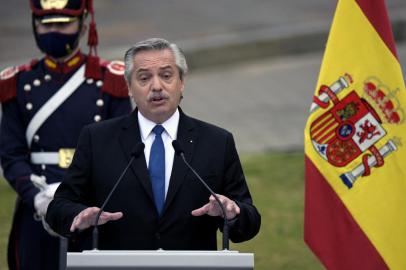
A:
[[92, 142, 145, 250], [172, 140, 229, 250]]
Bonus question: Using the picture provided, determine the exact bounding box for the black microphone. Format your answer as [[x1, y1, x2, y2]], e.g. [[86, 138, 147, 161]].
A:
[[172, 140, 229, 250], [92, 142, 145, 250]]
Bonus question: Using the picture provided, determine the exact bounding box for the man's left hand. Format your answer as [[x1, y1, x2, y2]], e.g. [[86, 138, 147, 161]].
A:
[[192, 194, 240, 220]]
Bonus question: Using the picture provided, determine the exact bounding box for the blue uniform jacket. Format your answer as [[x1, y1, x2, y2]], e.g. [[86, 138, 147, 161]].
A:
[[0, 51, 132, 208]]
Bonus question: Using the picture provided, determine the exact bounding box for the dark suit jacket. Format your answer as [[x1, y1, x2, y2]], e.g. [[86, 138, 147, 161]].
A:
[[46, 108, 261, 250]]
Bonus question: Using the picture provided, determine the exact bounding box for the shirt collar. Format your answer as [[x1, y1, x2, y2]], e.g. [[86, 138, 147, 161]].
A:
[[138, 109, 179, 141]]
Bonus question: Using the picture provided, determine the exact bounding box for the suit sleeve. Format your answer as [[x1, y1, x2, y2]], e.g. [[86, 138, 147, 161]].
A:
[[222, 132, 261, 243], [0, 99, 38, 208], [46, 125, 92, 237]]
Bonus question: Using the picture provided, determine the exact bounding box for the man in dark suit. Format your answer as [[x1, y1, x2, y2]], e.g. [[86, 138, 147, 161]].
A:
[[46, 38, 261, 250]]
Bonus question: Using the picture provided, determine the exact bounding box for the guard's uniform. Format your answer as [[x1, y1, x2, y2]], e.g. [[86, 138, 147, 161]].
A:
[[0, 51, 132, 269]]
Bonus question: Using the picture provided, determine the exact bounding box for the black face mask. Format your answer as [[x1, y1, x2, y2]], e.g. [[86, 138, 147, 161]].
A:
[[36, 32, 80, 59]]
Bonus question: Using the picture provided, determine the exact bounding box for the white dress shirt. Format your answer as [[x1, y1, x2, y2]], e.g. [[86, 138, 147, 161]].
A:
[[138, 109, 179, 198]]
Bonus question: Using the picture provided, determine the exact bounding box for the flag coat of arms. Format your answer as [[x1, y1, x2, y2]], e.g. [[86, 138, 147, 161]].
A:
[[304, 0, 406, 269]]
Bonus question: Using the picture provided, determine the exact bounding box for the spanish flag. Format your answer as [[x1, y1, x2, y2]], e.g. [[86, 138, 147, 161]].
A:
[[304, 0, 406, 269]]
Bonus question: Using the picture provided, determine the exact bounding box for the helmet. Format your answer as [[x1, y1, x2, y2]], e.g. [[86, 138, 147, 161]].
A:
[[30, 0, 98, 51], [30, 0, 89, 23], [30, 0, 101, 78]]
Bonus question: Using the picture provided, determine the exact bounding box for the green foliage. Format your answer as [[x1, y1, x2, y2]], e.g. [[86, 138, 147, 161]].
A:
[[0, 179, 15, 269], [0, 152, 323, 269], [230, 152, 323, 270]]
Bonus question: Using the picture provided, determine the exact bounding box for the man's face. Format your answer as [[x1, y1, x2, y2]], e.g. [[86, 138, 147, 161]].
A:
[[129, 49, 185, 123]]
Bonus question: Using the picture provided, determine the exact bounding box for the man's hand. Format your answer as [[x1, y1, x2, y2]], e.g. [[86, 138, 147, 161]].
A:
[[70, 207, 123, 232], [192, 194, 240, 220]]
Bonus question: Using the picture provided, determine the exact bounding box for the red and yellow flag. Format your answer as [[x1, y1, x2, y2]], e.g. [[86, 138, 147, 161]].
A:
[[304, 0, 406, 269]]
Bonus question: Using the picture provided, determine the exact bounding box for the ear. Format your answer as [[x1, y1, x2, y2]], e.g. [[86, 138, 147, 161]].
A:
[[127, 83, 133, 97], [180, 78, 185, 93]]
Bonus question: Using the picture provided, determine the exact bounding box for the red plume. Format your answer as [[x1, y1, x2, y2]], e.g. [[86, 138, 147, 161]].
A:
[[84, 0, 102, 79]]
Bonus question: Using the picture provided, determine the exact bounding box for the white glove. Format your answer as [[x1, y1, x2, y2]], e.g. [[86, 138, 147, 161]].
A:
[[44, 182, 60, 198], [30, 174, 47, 190], [31, 174, 61, 217]]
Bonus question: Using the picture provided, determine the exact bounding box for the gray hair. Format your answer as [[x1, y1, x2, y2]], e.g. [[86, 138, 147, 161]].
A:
[[124, 38, 188, 84]]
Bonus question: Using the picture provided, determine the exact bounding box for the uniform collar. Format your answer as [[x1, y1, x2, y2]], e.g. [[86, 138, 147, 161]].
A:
[[44, 50, 85, 74]]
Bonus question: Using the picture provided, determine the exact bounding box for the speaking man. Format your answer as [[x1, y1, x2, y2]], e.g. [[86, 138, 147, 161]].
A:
[[46, 38, 261, 250]]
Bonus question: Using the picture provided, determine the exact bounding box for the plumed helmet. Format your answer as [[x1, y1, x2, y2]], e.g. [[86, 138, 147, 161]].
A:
[[30, 0, 102, 79]]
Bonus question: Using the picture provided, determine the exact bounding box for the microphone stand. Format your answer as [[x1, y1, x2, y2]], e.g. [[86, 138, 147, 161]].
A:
[[92, 143, 144, 250], [173, 141, 229, 250]]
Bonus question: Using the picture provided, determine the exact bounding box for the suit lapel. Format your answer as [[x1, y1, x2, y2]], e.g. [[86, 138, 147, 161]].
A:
[[163, 110, 197, 214], [118, 110, 154, 203]]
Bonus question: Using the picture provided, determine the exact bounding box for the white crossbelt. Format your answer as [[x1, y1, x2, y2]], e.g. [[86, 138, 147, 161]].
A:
[[26, 65, 86, 147], [31, 152, 59, 164]]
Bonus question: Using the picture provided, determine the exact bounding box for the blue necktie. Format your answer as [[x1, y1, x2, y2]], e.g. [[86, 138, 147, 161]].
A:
[[149, 125, 165, 215]]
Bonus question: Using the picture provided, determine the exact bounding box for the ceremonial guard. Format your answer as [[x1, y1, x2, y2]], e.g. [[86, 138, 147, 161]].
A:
[[0, 0, 132, 269]]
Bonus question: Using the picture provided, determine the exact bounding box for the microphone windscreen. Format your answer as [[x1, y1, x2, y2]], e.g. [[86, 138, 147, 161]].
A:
[[131, 142, 145, 157], [172, 140, 184, 155]]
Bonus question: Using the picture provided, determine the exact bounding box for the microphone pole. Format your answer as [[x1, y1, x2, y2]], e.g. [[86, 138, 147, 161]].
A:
[[92, 142, 145, 250], [172, 140, 229, 250]]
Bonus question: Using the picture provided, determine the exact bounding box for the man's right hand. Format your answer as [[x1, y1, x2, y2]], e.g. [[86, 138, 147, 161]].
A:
[[70, 207, 123, 232]]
